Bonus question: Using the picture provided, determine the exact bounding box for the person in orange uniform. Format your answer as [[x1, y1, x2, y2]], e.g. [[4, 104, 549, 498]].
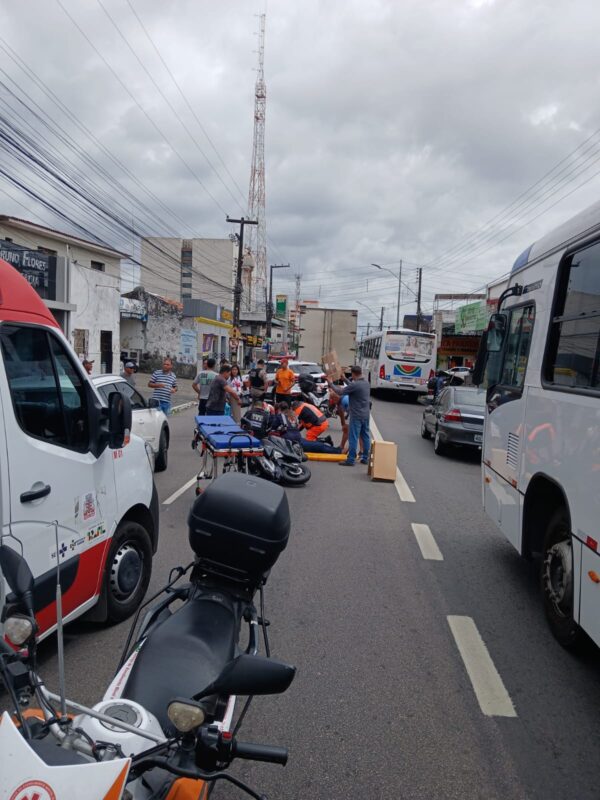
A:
[[274, 357, 296, 405], [291, 399, 331, 442]]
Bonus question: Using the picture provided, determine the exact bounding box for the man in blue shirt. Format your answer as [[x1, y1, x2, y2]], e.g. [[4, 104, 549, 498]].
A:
[[148, 357, 178, 415], [328, 365, 371, 466]]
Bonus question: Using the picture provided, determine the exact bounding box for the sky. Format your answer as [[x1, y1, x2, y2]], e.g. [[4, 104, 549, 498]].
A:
[[1, 0, 600, 329]]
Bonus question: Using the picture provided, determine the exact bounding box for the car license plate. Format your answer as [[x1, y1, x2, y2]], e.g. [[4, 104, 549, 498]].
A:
[[474, 434, 482, 443]]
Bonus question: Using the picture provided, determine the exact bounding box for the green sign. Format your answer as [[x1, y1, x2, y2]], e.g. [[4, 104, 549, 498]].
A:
[[275, 294, 287, 317], [455, 300, 489, 334]]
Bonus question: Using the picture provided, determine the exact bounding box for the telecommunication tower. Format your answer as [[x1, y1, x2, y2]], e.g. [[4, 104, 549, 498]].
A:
[[247, 14, 267, 311]]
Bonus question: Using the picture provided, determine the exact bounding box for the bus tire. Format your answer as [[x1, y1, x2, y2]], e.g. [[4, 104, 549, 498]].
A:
[[540, 509, 582, 649]]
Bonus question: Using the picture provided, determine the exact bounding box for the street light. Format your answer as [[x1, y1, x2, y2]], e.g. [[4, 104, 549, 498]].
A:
[[371, 262, 402, 329]]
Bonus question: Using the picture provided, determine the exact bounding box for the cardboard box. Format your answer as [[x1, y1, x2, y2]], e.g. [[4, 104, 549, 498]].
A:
[[322, 349, 343, 381], [368, 440, 397, 481]]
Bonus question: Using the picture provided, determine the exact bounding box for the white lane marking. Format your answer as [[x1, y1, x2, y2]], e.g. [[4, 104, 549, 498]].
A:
[[369, 414, 415, 502], [447, 616, 517, 718], [163, 476, 197, 506], [411, 523, 443, 560]]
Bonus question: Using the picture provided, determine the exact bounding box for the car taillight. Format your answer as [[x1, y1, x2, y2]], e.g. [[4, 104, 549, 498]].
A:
[[443, 408, 462, 423], [379, 365, 385, 379]]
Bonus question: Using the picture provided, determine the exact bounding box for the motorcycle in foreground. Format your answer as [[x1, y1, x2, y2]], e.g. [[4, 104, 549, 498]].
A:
[[0, 472, 295, 800], [250, 435, 311, 486]]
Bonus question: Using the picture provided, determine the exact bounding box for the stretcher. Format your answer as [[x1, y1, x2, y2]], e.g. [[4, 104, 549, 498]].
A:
[[194, 415, 264, 487]]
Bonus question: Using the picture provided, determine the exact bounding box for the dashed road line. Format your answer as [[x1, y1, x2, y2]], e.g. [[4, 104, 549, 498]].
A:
[[447, 615, 517, 718], [370, 414, 415, 503], [411, 523, 443, 560], [163, 476, 197, 506]]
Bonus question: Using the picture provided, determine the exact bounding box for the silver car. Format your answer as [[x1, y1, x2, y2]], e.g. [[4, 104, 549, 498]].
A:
[[420, 385, 486, 456]]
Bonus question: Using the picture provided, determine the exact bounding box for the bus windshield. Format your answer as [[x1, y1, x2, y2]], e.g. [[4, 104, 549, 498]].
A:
[[384, 333, 434, 362]]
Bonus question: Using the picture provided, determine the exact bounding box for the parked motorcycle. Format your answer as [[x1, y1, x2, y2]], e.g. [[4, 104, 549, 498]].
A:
[[0, 473, 295, 800]]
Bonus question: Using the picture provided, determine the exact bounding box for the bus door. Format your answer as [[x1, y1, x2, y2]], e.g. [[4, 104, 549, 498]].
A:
[[483, 303, 535, 549]]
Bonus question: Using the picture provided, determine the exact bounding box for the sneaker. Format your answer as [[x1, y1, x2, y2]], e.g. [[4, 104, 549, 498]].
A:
[[339, 460, 355, 466], [360, 459, 369, 465], [324, 435, 334, 447]]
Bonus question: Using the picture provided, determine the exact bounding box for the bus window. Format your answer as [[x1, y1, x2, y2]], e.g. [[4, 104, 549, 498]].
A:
[[499, 305, 535, 388], [546, 242, 600, 390]]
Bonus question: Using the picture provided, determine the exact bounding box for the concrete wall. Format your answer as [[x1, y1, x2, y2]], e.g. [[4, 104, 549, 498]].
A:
[[140, 237, 182, 300], [70, 264, 120, 373], [299, 307, 357, 365]]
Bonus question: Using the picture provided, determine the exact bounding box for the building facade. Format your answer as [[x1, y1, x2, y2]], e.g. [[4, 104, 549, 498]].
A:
[[0, 216, 124, 373], [140, 237, 236, 306]]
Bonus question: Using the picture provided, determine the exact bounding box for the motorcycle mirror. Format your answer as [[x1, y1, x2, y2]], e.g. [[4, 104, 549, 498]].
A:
[[0, 545, 34, 612], [195, 654, 296, 700]]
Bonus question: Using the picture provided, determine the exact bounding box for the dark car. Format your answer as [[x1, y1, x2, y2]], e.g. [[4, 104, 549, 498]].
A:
[[420, 385, 486, 456]]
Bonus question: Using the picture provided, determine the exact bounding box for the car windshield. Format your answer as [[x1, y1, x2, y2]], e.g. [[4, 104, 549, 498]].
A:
[[384, 333, 434, 362], [291, 364, 320, 375], [454, 389, 486, 406]]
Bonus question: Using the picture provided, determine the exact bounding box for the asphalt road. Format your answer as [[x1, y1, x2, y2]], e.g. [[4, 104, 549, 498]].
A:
[[5, 398, 600, 799]]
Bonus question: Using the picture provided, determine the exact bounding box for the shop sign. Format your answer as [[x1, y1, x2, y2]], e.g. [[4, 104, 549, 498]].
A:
[[455, 300, 489, 334], [0, 240, 51, 296], [220, 308, 233, 322], [242, 334, 263, 347], [275, 294, 287, 316], [119, 297, 147, 320]]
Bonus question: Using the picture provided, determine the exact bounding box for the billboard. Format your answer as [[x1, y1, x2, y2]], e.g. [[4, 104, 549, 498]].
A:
[[275, 294, 287, 317], [179, 328, 197, 364], [455, 300, 489, 334]]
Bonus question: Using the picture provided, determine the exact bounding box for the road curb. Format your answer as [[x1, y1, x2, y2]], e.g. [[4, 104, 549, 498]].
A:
[[171, 401, 195, 415]]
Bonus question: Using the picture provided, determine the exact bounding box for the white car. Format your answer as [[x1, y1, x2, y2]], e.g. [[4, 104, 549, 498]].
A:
[[92, 374, 170, 472]]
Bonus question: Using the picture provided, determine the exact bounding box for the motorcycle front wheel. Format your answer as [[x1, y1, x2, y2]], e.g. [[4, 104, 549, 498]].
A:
[[279, 462, 311, 486]]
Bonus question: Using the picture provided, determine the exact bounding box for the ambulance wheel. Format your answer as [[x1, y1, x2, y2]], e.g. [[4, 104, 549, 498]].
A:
[[541, 509, 582, 649], [105, 521, 152, 623]]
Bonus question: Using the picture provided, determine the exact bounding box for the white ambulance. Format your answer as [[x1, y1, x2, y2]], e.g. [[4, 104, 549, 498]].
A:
[[0, 259, 159, 639]]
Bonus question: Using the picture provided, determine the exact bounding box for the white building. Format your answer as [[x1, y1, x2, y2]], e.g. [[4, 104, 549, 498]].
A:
[[0, 216, 125, 373]]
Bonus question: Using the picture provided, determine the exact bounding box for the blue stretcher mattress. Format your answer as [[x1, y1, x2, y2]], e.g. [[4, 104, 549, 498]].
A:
[[196, 415, 262, 450]]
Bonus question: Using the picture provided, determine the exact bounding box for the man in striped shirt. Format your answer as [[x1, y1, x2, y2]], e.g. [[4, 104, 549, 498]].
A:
[[148, 357, 178, 415]]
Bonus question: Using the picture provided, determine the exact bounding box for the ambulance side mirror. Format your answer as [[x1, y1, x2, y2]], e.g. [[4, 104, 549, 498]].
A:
[[107, 391, 132, 449]]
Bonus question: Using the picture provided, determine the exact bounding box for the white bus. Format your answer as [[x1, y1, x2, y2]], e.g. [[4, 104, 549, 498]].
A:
[[358, 328, 436, 395], [475, 199, 600, 649]]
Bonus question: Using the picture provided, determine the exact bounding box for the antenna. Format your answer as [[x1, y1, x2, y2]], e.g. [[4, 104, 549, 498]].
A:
[[247, 13, 267, 312], [53, 521, 67, 718]]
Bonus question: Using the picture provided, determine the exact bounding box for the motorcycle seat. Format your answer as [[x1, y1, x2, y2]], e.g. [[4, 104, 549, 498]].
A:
[[121, 592, 239, 733]]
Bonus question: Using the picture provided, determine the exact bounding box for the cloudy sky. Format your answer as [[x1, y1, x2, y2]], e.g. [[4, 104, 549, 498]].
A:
[[1, 0, 599, 328]]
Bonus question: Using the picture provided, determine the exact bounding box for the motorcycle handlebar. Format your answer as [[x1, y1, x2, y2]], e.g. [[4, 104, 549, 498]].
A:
[[232, 739, 288, 766]]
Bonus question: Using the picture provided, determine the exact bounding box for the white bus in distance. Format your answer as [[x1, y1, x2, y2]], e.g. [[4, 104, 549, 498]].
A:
[[474, 198, 600, 649], [358, 328, 436, 395]]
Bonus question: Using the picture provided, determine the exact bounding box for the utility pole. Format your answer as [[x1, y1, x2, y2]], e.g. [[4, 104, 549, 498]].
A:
[[416, 267, 423, 331], [266, 263, 290, 338], [227, 216, 258, 359], [396, 259, 402, 329], [379, 306, 384, 331]]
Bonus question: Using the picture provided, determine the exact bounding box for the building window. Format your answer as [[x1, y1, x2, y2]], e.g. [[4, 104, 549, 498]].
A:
[[37, 246, 57, 256], [90, 260, 105, 271], [182, 291, 192, 299], [182, 282, 192, 289]]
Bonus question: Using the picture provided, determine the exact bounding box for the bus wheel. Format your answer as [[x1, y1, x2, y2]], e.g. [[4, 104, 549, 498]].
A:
[[540, 510, 581, 648]]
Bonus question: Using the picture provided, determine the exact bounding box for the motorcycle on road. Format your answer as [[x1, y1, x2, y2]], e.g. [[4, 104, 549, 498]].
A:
[[0, 473, 295, 800]]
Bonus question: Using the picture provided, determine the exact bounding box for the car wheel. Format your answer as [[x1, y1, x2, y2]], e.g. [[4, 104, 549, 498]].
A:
[[154, 427, 169, 472], [105, 521, 152, 624], [541, 509, 582, 649], [420, 417, 431, 439], [433, 429, 446, 455]]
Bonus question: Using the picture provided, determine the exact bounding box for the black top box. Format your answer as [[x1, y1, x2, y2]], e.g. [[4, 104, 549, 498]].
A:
[[188, 472, 290, 589]]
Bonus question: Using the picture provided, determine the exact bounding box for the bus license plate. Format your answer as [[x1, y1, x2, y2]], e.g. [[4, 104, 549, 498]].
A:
[[474, 434, 482, 443]]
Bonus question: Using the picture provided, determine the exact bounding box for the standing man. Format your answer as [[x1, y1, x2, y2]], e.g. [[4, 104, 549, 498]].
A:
[[274, 357, 295, 405], [82, 358, 94, 375], [247, 358, 268, 400], [206, 364, 241, 416], [328, 365, 371, 466], [148, 357, 178, 416], [193, 357, 217, 415], [120, 361, 136, 387]]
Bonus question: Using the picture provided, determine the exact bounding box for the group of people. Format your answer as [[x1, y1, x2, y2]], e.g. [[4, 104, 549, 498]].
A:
[[147, 353, 372, 467]]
